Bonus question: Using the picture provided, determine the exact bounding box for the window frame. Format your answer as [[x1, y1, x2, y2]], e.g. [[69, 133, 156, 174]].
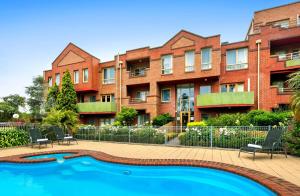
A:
[[101, 94, 115, 102], [161, 88, 171, 103], [48, 77, 52, 87], [103, 67, 115, 84], [83, 68, 88, 83], [201, 47, 212, 70], [226, 48, 248, 71], [89, 95, 96, 102], [199, 85, 212, 95], [185, 50, 195, 72], [220, 83, 245, 93], [55, 73, 60, 85], [273, 19, 289, 28], [161, 54, 173, 75], [74, 70, 79, 84]]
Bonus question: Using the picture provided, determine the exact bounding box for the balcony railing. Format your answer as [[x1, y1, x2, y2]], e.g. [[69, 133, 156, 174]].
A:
[[197, 92, 254, 107], [278, 88, 294, 94], [129, 69, 147, 78], [129, 97, 147, 103], [276, 51, 300, 67], [77, 102, 117, 113]]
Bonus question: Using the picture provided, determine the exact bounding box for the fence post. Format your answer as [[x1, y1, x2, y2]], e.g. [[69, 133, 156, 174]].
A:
[[98, 127, 101, 142], [164, 129, 167, 145], [128, 126, 131, 143], [210, 126, 213, 148], [268, 125, 271, 132]]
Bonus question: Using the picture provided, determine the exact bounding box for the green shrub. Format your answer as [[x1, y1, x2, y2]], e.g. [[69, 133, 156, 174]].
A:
[[42, 109, 79, 133], [206, 113, 248, 126], [285, 122, 300, 156], [131, 127, 165, 144], [187, 121, 207, 127], [152, 113, 173, 126], [76, 126, 165, 144], [115, 107, 138, 126], [205, 110, 292, 126], [0, 128, 29, 148]]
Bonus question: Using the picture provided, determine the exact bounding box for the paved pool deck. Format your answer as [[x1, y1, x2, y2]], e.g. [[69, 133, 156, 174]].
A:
[[0, 140, 299, 187]]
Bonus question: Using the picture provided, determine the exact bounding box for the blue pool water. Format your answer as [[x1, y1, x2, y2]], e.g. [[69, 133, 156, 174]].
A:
[[0, 155, 275, 196]]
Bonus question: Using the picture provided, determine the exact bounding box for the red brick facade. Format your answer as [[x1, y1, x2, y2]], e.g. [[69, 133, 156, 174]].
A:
[[44, 2, 300, 126]]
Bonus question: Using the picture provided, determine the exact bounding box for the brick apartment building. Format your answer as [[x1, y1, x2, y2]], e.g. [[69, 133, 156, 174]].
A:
[[44, 2, 300, 126]]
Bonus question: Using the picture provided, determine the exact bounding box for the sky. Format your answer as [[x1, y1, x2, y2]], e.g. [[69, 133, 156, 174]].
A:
[[0, 0, 298, 98]]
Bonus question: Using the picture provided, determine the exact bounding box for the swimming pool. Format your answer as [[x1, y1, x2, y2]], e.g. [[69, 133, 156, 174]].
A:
[[0, 154, 275, 196]]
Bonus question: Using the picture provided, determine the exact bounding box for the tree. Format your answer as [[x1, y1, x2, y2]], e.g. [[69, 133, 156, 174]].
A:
[[2, 94, 25, 113], [43, 109, 79, 133], [56, 71, 77, 112], [152, 113, 173, 126], [115, 106, 138, 126], [45, 84, 60, 112], [0, 102, 15, 122], [25, 76, 45, 121], [288, 71, 300, 120]]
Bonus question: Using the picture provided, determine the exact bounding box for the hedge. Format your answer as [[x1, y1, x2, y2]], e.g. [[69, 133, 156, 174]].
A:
[[285, 122, 300, 156], [205, 110, 292, 126], [0, 127, 29, 148], [76, 126, 165, 144]]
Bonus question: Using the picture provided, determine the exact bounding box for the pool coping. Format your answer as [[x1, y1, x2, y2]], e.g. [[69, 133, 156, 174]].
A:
[[0, 149, 299, 195]]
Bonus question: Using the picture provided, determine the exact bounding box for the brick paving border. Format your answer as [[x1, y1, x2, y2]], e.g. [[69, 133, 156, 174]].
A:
[[0, 149, 299, 195]]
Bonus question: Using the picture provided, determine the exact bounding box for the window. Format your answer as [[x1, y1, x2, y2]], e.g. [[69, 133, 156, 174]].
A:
[[89, 96, 96, 102], [161, 55, 173, 74], [87, 119, 96, 125], [136, 91, 148, 102], [236, 84, 244, 92], [161, 88, 171, 102], [200, 85, 211, 94], [273, 20, 289, 28], [48, 77, 52, 87], [220, 83, 244, 93], [137, 114, 150, 125], [201, 48, 212, 70], [101, 94, 114, 102], [103, 67, 115, 84], [132, 67, 145, 77], [74, 70, 79, 84], [100, 118, 115, 126], [226, 48, 248, 71], [201, 113, 209, 121], [83, 68, 88, 83], [79, 95, 84, 103], [55, 73, 60, 85], [185, 51, 195, 72]]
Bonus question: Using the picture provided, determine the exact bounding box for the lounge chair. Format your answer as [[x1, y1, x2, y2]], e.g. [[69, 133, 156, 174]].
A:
[[53, 126, 78, 145], [238, 127, 287, 160], [29, 128, 53, 149]]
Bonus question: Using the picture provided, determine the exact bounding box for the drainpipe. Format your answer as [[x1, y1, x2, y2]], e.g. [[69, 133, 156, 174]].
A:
[[117, 53, 122, 112], [115, 54, 119, 112], [247, 78, 250, 92], [256, 39, 261, 110]]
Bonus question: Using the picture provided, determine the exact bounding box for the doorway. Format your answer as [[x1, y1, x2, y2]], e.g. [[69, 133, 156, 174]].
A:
[[180, 111, 190, 131]]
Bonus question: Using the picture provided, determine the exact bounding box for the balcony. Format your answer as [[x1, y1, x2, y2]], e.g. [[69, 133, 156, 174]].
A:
[[77, 102, 117, 114], [197, 92, 254, 108], [277, 51, 300, 67], [126, 58, 150, 79], [129, 68, 148, 78], [129, 97, 147, 104]]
